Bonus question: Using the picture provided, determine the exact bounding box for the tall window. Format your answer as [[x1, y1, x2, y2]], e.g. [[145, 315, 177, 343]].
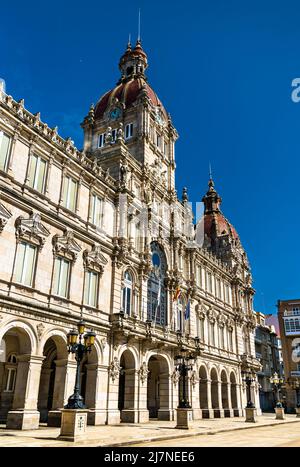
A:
[[53, 257, 70, 298], [216, 278, 221, 299], [147, 243, 167, 326], [90, 194, 104, 227], [98, 133, 106, 148], [14, 242, 37, 287], [207, 272, 212, 293], [125, 123, 133, 140], [229, 329, 233, 352], [62, 176, 78, 212], [4, 354, 17, 392], [209, 322, 215, 346], [199, 317, 205, 342], [122, 271, 132, 315], [0, 131, 11, 171], [28, 154, 47, 193], [84, 270, 99, 308]]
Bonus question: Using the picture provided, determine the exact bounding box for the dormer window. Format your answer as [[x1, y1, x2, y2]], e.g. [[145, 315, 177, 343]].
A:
[[98, 133, 106, 148], [125, 123, 133, 140]]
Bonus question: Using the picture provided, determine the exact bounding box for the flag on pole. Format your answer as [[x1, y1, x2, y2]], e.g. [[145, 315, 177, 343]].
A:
[[184, 300, 191, 320], [173, 286, 181, 301]]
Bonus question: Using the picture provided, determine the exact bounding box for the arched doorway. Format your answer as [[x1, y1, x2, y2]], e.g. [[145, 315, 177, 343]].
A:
[[147, 355, 171, 420], [230, 372, 239, 416], [38, 335, 68, 423], [210, 368, 219, 418], [221, 370, 230, 417], [199, 366, 209, 418], [0, 326, 32, 427], [118, 350, 136, 422]]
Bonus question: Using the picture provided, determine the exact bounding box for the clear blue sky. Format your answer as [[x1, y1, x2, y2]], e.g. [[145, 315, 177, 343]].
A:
[[1, 0, 299, 314]]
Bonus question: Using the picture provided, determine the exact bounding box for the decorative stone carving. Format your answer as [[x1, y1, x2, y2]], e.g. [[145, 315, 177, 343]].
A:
[[171, 369, 180, 386], [36, 323, 45, 341], [83, 244, 108, 275], [0, 201, 12, 233], [226, 317, 234, 331], [52, 229, 81, 261], [190, 370, 198, 388], [109, 357, 121, 382], [217, 314, 226, 328], [15, 212, 50, 249], [138, 362, 149, 384], [207, 307, 217, 324]]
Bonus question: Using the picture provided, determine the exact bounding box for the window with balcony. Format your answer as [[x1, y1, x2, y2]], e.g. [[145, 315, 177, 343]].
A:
[[125, 123, 133, 140], [284, 317, 300, 334]]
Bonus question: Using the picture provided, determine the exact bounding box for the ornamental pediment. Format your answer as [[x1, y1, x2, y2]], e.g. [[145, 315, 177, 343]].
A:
[[52, 229, 81, 261], [0, 201, 12, 233], [15, 212, 50, 249], [83, 244, 108, 274]]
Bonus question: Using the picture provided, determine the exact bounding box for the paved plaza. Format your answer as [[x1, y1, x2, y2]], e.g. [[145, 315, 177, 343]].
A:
[[0, 414, 299, 447]]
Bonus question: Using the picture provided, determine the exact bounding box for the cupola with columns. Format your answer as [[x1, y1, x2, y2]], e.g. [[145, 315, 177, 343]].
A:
[[81, 39, 178, 191]]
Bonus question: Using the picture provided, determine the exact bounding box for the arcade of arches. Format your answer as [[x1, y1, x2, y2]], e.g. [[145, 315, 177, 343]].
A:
[[0, 323, 251, 429]]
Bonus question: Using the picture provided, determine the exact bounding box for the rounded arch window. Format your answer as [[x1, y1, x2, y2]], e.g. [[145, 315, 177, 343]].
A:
[[147, 242, 167, 326], [122, 270, 133, 316], [8, 354, 17, 364]]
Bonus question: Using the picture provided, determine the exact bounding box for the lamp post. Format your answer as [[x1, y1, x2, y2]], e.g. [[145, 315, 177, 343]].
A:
[[242, 370, 256, 409], [58, 320, 96, 441], [242, 369, 257, 423], [65, 320, 96, 409], [270, 372, 284, 408], [270, 372, 285, 420]]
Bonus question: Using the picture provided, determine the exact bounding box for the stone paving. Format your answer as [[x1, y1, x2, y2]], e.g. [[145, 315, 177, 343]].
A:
[[0, 413, 299, 447]]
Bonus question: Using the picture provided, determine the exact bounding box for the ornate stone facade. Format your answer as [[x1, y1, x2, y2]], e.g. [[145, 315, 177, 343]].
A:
[[0, 40, 261, 429]]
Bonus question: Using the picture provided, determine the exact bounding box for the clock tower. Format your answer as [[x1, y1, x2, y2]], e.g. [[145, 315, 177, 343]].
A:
[[81, 40, 178, 192]]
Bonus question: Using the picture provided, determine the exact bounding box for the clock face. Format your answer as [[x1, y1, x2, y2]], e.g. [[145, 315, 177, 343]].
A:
[[155, 108, 164, 126], [110, 108, 121, 120]]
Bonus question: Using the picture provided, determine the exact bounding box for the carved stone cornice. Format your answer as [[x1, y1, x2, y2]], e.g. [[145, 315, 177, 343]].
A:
[[15, 212, 50, 249], [138, 362, 149, 384], [112, 238, 129, 268], [109, 357, 121, 382], [0, 201, 12, 233], [83, 244, 108, 275], [52, 229, 81, 261]]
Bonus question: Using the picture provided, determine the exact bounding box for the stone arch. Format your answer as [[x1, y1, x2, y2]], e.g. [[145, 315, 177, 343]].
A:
[[0, 322, 37, 427], [0, 320, 37, 355], [147, 352, 171, 420], [38, 329, 67, 356], [221, 369, 229, 414], [230, 371, 238, 415], [210, 367, 219, 416], [118, 348, 137, 423], [199, 365, 208, 414], [38, 334, 68, 423]]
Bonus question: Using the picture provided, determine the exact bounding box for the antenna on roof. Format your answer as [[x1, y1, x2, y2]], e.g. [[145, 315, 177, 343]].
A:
[[138, 8, 141, 41], [128, 33, 131, 46]]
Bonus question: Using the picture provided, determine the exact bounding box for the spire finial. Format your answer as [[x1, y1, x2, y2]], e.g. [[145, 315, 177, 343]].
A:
[[209, 162, 213, 180], [138, 8, 141, 42], [128, 33, 131, 47]]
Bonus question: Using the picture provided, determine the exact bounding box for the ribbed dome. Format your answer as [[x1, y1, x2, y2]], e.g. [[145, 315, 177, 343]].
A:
[[94, 78, 167, 120]]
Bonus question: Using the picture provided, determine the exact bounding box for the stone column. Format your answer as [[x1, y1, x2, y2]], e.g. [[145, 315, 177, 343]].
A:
[[225, 382, 234, 417], [203, 379, 214, 418], [235, 382, 244, 417], [191, 375, 202, 420], [83, 364, 107, 425], [158, 372, 173, 421], [137, 367, 150, 423], [106, 360, 121, 425], [48, 358, 77, 427], [6, 355, 44, 430], [121, 369, 139, 423], [215, 381, 225, 418], [38, 367, 53, 423]]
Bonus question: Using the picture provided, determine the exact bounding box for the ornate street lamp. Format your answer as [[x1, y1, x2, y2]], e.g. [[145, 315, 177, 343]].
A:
[[242, 370, 256, 409], [174, 347, 195, 409], [65, 320, 96, 409], [270, 372, 284, 408]]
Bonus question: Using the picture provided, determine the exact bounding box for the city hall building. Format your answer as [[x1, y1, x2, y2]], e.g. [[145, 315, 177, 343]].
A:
[[0, 40, 261, 429]]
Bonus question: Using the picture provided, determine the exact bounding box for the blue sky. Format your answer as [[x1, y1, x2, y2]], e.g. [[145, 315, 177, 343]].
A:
[[1, 0, 300, 314]]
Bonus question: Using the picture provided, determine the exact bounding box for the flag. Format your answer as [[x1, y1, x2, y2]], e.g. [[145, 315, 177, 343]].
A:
[[173, 286, 181, 301], [184, 300, 191, 320]]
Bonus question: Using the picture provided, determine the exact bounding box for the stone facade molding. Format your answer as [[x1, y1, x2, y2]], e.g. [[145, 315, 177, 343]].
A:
[[15, 212, 50, 250], [0, 200, 12, 233], [52, 229, 81, 261], [83, 244, 108, 275]]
